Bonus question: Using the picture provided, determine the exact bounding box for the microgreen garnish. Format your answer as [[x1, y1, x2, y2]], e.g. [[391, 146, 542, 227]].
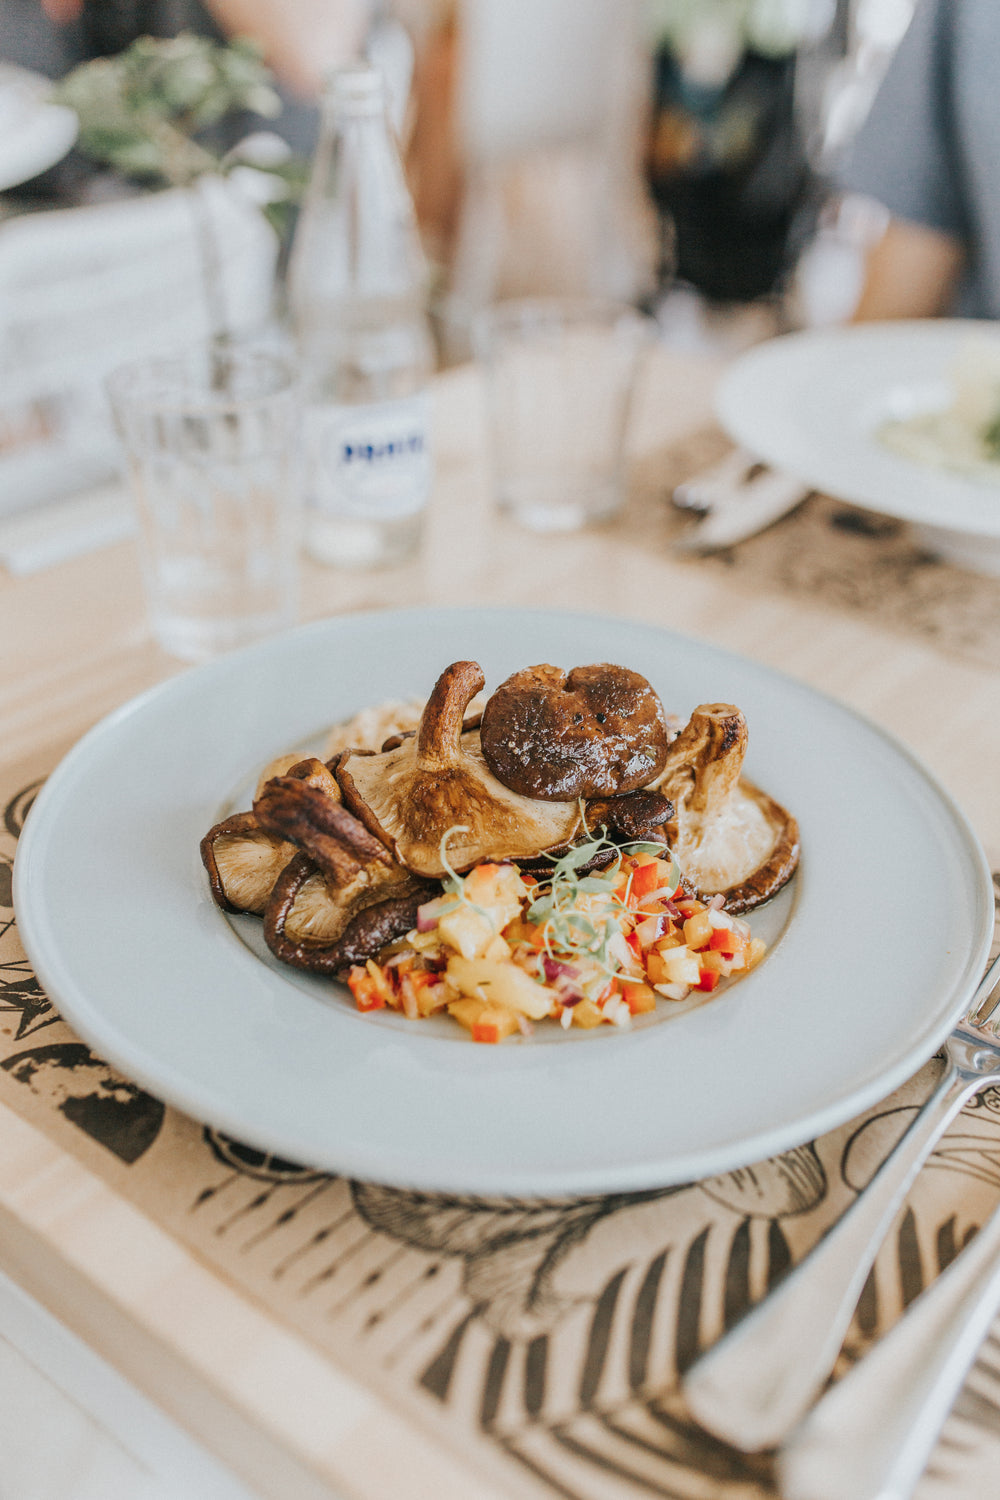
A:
[[436, 825, 510, 931], [434, 825, 684, 994], [525, 831, 638, 988], [438, 825, 471, 896]]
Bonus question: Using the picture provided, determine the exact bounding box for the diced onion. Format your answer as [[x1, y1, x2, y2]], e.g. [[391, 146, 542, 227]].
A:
[[635, 913, 666, 947], [637, 886, 680, 909], [417, 898, 447, 932], [654, 982, 690, 1001]]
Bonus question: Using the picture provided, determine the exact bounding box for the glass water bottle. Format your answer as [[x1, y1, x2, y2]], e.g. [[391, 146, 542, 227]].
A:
[[288, 64, 434, 568]]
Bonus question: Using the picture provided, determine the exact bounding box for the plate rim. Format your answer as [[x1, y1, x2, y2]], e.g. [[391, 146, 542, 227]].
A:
[[715, 319, 1000, 540], [12, 604, 995, 1194]]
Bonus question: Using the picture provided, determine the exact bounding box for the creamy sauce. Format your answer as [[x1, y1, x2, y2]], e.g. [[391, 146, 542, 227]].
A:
[[878, 334, 1000, 487]]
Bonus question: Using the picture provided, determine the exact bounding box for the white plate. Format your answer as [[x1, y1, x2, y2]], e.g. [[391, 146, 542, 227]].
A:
[[715, 321, 1000, 565], [0, 66, 78, 193], [13, 607, 993, 1195]]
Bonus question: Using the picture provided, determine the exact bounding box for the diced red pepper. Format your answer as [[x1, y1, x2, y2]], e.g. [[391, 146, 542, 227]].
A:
[[347, 965, 386, 1011], [696, 966, 720, 992], [709, 927, 743, 959], [471, 1021, 501, 1044], [630, 860, 665, 900]]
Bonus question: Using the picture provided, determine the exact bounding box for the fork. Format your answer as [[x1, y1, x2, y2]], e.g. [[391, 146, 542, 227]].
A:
[[778, 1162, 1000, 1500], [681, 948, 1000, 1452]]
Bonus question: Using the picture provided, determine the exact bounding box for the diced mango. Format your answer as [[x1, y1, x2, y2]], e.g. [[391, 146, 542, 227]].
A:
[[447, 997, 520, 1042], [445, 957, 555, 1019], [658, 945, 702, 987], [746, 937, 767, 970], [437, 904, 499, 960], [623, 981, 657, 1016], [463, 863, 528, 925], [569, 999, 605, 1028], [644, 951, 670, 986], [683, 910, 714, 950]]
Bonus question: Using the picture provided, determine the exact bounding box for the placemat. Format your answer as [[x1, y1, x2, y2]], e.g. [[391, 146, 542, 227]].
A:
[[632, 427, 1000, 672], [5, 748, 1000, 1500]]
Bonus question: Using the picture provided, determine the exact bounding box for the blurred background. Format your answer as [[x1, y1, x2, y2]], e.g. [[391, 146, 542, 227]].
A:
[[0, 0, 915, 517]]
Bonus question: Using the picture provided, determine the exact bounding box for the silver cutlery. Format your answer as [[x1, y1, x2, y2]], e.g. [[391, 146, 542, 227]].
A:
[[672, 446, 811, 552], [682, 949, 1000, 1452], [778, 1179, 1000, 1500]]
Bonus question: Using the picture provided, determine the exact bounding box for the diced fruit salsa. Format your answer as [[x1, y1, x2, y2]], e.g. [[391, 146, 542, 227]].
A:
[[346, 831, 765, 1043]]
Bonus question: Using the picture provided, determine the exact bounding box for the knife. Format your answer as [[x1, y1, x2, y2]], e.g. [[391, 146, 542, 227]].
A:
[[672, 447, 811, 553]]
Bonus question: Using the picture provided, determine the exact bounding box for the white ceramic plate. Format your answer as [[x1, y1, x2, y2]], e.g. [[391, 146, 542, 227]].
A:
[[13, 607, 993, 1195], [715, 321, 1000, 568]]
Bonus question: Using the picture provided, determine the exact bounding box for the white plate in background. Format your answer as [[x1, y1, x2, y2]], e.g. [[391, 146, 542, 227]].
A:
[[13, 607, 993, 1195], [0, 65, 78, 193], [716, 321, 1000, 571]]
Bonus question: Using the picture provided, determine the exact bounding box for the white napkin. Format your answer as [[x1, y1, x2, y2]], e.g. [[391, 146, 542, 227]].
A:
[[0, 486, 136, 575]]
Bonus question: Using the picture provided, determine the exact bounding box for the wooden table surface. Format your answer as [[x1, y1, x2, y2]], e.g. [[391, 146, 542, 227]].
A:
[[4, 348, 1000, 1500]]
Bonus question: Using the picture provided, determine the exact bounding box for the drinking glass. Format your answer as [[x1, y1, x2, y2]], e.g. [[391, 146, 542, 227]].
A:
[[107, 345, 302, 661], [475, 298, 654, 532]]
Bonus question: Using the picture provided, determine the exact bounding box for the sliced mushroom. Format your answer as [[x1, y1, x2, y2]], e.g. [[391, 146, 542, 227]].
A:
[[651, 703, 799, 912], [585, 787, 674, 843], [253, 762, 386, 887], [201, 758, 343, 916], [264, 851, 436, 974], [253, 751, 310, 803], [336, 661, 583, 877], [200, 813, 296, 915], [251, 766, 435, 970]]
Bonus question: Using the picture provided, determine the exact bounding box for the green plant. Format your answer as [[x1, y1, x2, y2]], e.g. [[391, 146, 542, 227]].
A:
[[53, 33, 306, 343], [54, 32, 283, 187]]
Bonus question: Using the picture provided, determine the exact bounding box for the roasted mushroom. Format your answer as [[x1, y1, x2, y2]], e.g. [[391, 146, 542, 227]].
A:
[[336, 660, 583, 877], [651, 703, 798, 912], [200, 757, 342, 916], [263, 846, 436, 973], [200, 814, 296, 916], [585, 787, 674, 843], [480, 663, 670, 800], [251, 759, 436, 971]]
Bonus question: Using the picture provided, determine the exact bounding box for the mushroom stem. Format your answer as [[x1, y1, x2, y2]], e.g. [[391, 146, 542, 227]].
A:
[[255, 779, 393, 886], [416, 661, 486, 770], [662, 703, 748, 827]]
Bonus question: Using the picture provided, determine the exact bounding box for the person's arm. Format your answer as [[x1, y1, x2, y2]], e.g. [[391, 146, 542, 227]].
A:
[[852, 215, 966, 321], [202, 0, 371, 98]]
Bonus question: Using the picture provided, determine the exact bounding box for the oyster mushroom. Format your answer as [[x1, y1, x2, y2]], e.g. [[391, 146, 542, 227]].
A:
[[254, 762, 436, 970], [336, 661, 583, 877], [263, 845, 436, 974], [200, 814, 296, 916], [651, 703, 799, 912], [200, 757, 343, 916]]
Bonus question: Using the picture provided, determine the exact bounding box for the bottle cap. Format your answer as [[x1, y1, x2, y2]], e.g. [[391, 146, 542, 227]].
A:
[[324, 64, 386, 112]]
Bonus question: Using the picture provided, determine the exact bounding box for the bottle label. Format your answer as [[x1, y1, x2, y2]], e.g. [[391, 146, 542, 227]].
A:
[[305, 393, 432, 522]]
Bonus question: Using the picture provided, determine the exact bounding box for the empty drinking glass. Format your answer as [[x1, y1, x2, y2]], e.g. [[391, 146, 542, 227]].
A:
[[107, 345, 302, 661], [476, 298, 654, 532]]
